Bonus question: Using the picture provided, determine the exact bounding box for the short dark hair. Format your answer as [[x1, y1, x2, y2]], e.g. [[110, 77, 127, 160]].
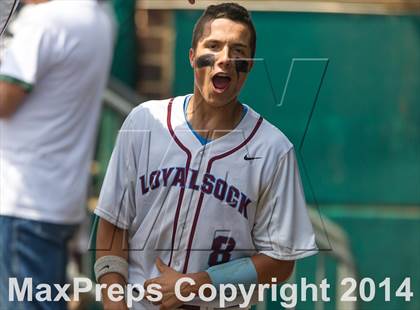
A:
[[191, 3, 257, 58]]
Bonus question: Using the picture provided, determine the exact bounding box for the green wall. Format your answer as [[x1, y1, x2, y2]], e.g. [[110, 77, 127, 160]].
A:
[[95, 0, 138, 188], [174, 12, 420, 205]]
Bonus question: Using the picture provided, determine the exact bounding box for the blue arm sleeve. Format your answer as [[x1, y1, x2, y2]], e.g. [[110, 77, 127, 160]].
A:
[[206, 257, 258, 288]]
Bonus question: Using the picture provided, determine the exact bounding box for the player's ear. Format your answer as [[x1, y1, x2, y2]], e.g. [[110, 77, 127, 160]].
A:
[[189, 48, 195, 68]]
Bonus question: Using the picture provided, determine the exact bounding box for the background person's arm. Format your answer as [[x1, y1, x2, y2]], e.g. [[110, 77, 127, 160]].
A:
[[0, 19, 55, 117], [0, 80, 27, 118]]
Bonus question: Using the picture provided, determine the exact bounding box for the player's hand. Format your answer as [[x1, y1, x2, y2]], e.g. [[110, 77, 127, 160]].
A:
[[144, 258, 191, 310], [103, 300, 128, 310], [99, 272, 129, 310]]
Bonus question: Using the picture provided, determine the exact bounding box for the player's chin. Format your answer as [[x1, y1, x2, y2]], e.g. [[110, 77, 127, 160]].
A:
[[208, 94, 237, 108]]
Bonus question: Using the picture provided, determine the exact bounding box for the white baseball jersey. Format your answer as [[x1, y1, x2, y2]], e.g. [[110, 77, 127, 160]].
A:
[[95, 95, 317, 309]]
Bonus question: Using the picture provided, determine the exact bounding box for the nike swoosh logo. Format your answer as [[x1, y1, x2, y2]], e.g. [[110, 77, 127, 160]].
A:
[[244, 155, 262, 161], [99, 265, 110, 272]]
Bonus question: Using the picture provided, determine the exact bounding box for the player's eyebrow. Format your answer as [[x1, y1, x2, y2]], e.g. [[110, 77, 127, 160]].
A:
[[203, 39, 222, 45], [203, 39, 249, 50], [232, 43, 249, 49], [231, 43, 248, 49]]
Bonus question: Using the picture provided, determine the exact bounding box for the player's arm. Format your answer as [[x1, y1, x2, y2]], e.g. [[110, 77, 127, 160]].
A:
[[156, 253, 294, 286], [251, 254, 295, 283], [0, 80, 27, 118], [187, 254, 294, 287], [95, 218, 129, 310], [187, 253, 294, 288]]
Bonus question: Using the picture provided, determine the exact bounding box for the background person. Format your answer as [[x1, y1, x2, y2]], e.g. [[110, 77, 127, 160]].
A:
[[0, 0, 115, 309]]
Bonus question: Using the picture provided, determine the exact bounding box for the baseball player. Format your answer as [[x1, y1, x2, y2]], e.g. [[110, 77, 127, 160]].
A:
[[94, 3, 317, 309]]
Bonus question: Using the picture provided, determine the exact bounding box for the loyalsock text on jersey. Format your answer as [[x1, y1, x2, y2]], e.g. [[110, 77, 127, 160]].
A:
[[139, 167, 252, 219]]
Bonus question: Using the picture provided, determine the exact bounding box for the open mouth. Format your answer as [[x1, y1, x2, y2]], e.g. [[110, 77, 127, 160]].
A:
[[212, 73, 231, 92]]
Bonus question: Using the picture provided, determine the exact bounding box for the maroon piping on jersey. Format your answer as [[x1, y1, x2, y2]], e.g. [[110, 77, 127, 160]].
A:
[[182, 116, 264, 273], [166, 98, 192, 267]]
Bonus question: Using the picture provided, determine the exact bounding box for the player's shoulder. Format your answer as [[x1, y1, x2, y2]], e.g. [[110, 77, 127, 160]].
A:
[[126, 98, 165, 123], [133, 98, 168, 112], [246, 105, 294, 158], [131, 96, 178, 115], [125, 96, 184, 128]]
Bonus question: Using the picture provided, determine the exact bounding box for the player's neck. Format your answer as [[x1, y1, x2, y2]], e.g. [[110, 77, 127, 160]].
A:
[[186, 94, 243, 140]]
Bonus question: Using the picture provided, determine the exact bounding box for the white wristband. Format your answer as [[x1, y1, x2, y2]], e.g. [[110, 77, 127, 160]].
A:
[[94, 255, 129, 283]]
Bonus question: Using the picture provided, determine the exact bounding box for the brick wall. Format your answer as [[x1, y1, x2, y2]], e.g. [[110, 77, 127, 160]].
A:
[[135, 9, 174, 99]]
